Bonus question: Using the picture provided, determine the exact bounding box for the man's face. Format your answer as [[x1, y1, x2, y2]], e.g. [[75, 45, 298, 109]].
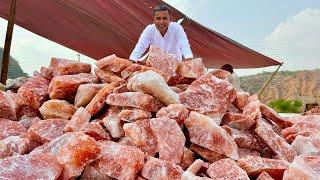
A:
[[153, 10, 170, 35]]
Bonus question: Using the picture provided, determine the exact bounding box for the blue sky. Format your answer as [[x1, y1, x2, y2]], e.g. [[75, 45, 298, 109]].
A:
[[1, 1, 320, 76]]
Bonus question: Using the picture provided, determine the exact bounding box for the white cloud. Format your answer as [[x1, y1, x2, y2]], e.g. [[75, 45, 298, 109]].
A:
[[262, 8, 320, 71]]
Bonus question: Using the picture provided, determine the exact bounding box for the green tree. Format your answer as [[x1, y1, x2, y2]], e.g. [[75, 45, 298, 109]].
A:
[[268, 99, 302, 113], [0, 47, 28, 79]]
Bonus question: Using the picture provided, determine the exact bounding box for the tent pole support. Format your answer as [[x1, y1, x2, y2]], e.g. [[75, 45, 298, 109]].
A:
[[258, 62, 283, 99], [1, 0, 17, 85]]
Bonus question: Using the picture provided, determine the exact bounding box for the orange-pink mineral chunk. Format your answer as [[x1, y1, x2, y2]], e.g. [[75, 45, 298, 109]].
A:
[[177, 58, 206, 78], [283, 155, 320, 180], [150, 117, 186, 163], [18, 116, 41, 130], [156, 104, 190, 125], [94, 67, 126, 84], [256, 171, 275, 180], [0, 119, 27, 140], [179, 147, 196, 170], [64, 107, 91, 132], [190, 144, 226, 163], [95, 54, 132, 73], [260, 103, 293, 128], [74, 83, 105, 107], [49, 57, 91, 76], [291, 133, 320, 156], [117, 108, 152, 122], [80, 122, 110, 141], [0, 135, 31, 159], [0, 91, 17, 120], [39, 99, 77, 120]]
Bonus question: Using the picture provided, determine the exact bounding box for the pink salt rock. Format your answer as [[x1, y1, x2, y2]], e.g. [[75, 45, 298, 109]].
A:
[[92, 141, 145, 179], [38, 66, 53, 80], [80, 122, 110, 141], [207, 158, 250, 180], [238, 156, 289, 179], [80, 165, 114, 180], [180, 73, 237, 115], [256, 171, 275, 180], [190, 144, 226, 162], [16, 105, 39, 120], [181, 159, 213, 180], [291, 133, 320, 156], [48, 73, 98, 101], [49, 57, 91, 76], [282, 115, 320, 142], [150, 118, 186, 163], [85, 83, 117, 116], [18, 116, 41, 130], [283, 155, 320, 180], [223, 125, 263, 151], [0, 119, 27, 140], [31, 132, 100, 179], [113, 83, 129, 93], [146, 45, 178, 78], [106, 92, 164, 112], [255, 118, 297, 162], [222, 113, 256, 130], [127, 70, 180, 105], [0, 153, 63, 179], [177, 58, 206, 78], [179, 147, 196, 170], [227, 103, 242, 113], [5, 77, 28, 90], [117, 108, 152, 122], [0, 91, 17, 120], [141, 157, 183, 180], [238, 148, 261, 159], [96, 54, 132, 73], [94, 67, 126, 84], [175, 84, 189, 91], [182, 170, 212, 180], [156, 104, 190, 125], [123, 119, 158, 156], [28, 118, 68, 143], [186, 159, 205, 175], [0, 135, 31, 159], [74, 83, 105, 107], [210, 69, 231, 79], [103, 113, 124, 138], [39, 99, 77, 120], [243, 95, 261, 119], [64, 107, 91, 132], [233, 91, 250, 110], [260, 103, 293, 128], [170, 86, 183, 93], [17, 76, 50, 110], [118, 136, 133, 146], [167, 76, 195, 86], [185, 111, 239, 160]]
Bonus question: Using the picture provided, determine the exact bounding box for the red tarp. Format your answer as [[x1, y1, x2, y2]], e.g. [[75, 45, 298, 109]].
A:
[[0, 0, 281, 68]]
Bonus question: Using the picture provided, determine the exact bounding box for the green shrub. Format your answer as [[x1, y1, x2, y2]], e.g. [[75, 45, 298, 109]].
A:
[[268, 99, 302, 113]]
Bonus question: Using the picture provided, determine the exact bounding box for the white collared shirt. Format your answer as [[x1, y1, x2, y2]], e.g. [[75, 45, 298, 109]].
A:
[[130, 22, 193, 61]]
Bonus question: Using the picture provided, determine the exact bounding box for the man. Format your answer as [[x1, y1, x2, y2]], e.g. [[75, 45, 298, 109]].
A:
[[129, 4, 193, 62], [220, 64, 241, 89]]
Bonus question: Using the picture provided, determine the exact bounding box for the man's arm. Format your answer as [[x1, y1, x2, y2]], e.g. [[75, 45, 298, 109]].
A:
[[176, 24, 193, 60], [129, 26, 152, 62]]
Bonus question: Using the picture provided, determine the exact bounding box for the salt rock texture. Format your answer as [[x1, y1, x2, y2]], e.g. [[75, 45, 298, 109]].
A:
[[31, 132, 100, 179], [113, 83, 129, 93], [141, 156, 183, 180], [74, 83, 105, 107], [283, 155, 320, 180], [103, 113, 124, 138], [146, 45, 178, 78], [238, 148, 261, 159], [180, 73, 237, 116], [64, 107, 91, 132], [117, 108, 152, 122], [127, 70, 180, 105], [0, 153, 63, 179], [256, 171, 275, 180], [260, 103, 293, 128], [233, 91, 250, 110], [179, 147, 196, 170], [36, 66, 53, 80], [79, 122, 110, 141], [255, 118, 297, 162], [106, 92, 164, 112], [121, 63, 170, 82], [28, 118, 68, 143], [123, 119, 158, 156], [0, 91, 17, 120], [291, 133, 320, 156], [85, 83, 117, 116], [39, 99, 77, 120], [18, 116, 41, 130], [181, 159, 213, 180], [17, 76, 50, 110], [48, 73, 98, 101], [190, 144, 226, 163], [0, 135, 31, 159], [156, 104, 190, 125], [170, 86, 183, 93], [95, 54, 132, 73], [94, 67, 126, 84], [80, 165, 114, 180], [177, 58, 206, 78], [150, 118, 185, 163], [207, 158, 250, 180], [185, 111, 239, 160], [0, 119, 27, 140], [49, 57, 91, 76], [210, 69, 231, 79], [92, 141, 145, 180], [238, 156, 289, 179]]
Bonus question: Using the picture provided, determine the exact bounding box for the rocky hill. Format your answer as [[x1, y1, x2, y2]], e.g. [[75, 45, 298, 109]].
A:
[[240, 69, 320, 104], [0, 47, 28, 79]]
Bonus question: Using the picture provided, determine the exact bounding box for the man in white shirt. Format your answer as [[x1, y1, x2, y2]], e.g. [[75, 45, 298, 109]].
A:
[[220, 64, 241, 89], [129, 4, 193, 62]]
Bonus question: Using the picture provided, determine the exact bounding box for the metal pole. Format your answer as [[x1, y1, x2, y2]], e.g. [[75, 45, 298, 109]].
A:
[[258, 62, 283, 98], [1, 0, 17, 84]]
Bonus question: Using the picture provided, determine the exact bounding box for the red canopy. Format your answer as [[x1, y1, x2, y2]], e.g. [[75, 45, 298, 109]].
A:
[[0, 0, 281, 68]]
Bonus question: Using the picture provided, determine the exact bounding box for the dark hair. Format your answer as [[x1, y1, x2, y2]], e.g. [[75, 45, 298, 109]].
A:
[[153, 4, 170, 16], [220, 64, 234, 73]]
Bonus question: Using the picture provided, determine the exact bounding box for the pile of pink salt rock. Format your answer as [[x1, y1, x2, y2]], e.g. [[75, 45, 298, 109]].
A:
[[0, 45, 319, 180]]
